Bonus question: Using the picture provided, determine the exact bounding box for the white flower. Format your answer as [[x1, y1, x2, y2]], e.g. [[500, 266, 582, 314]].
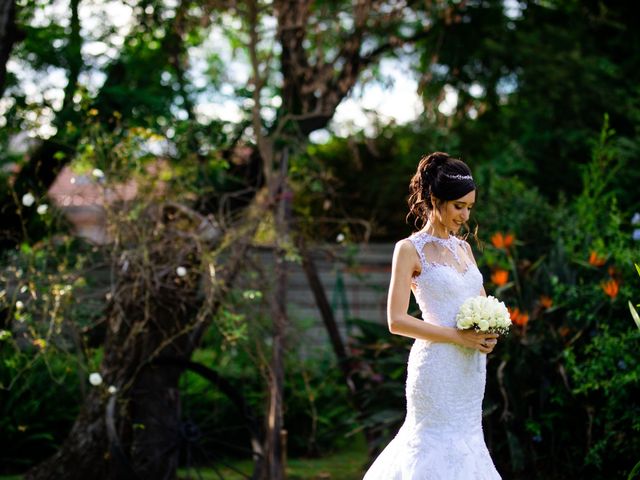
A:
[[92, 168, 105, 179], [176, 266, 187, 277], [15, 300, 24, 310], [108, 385, 117, 395], [632, 212, 640, 225], [456, 294, 511, 334], [37, 204, 48, 215], [21, 193, 35, 207], [336, 233, 345, 243], [89, 372, 103, 386]]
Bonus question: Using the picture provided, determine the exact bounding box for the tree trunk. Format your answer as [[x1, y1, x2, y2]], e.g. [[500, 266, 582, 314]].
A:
[[24, 388, 112, 480], [26, 205, 251, 480], [297, 237, 383, 460], [298, 237, 353, 385], [0, 0, 21, 98], [261, 149, 291, 480]]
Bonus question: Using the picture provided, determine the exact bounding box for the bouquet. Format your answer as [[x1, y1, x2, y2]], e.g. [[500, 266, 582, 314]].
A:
[[456, 295, 511, 371], [456, 295, 512, 335]]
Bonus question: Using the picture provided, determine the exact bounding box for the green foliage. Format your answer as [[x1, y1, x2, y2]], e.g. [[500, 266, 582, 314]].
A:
[[2, 1, 640, 477], [0, 223, 106, 475], [0, 349, 83, 473], [474, 120, 640, 479], [563, 326, 640, 472], [418, 0, 640, 209], [342, 318, 412, 448], [282, 354, 354, 456], [298, 121, 461, 241]]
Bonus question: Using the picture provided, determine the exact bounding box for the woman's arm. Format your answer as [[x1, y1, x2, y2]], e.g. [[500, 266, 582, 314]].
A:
[[387, 240, 497, 352]]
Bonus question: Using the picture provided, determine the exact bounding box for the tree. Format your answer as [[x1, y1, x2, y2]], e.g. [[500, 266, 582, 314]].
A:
[[414, 0, 640, 207], [0, 0, 209, 249]]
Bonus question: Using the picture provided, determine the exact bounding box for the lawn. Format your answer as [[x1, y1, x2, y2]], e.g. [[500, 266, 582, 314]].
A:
[[178, 433, 368, 480], [1, 433, 369, 480]]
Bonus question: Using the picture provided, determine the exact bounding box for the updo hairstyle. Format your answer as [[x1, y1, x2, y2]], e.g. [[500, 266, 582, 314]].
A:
[[406, 152, 477, 232]]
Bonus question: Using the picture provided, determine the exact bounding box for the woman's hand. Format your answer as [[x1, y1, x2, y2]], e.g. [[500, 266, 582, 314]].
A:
[[452, 329, 499, 354]]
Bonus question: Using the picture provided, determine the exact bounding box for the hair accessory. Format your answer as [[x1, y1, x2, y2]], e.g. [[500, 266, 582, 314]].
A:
[[442, 173, 473, 181]]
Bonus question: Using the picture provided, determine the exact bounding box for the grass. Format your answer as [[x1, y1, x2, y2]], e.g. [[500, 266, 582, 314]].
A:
[[1, 433, 369, 480], [177, 433, 369, 480], [179, 439, 367, 480]]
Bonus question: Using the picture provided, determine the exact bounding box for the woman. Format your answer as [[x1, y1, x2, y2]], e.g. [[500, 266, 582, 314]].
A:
[[363, 152, 502, 479]]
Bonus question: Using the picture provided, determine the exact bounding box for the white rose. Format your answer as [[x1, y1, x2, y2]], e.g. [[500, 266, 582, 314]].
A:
[[176, 266, 187, 277], [37, 204, 48, 215], [478, 319, 490, 332], [22, 193, 35, 207], [89, 372, 103, 386], [108, 385, 117, 395]]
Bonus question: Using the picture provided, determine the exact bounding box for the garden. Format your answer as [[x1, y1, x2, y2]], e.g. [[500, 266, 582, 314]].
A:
[[1, 1, 639, 479]]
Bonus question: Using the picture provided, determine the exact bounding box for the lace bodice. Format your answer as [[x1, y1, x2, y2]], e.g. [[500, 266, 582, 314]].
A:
[[409, 231, 484, 328]]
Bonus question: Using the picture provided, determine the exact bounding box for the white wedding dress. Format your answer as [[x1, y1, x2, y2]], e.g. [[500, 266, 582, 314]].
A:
[[363, 230, 502, 480]]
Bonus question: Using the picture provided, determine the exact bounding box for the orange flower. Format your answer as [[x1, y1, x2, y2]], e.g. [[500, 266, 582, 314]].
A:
[[539, 295, 553, 309], [588, 251, 606, 267], [491, 232, 515, 249], [491, 232, 504, 249], [503, 233, 515, 248], [516, 312, 529, 326], [607, 265, 619, 278], [509, 307, 529, 326], [601, 278, 619, 299], [558, 326, 570, 337], [491, 269, 509, 286]]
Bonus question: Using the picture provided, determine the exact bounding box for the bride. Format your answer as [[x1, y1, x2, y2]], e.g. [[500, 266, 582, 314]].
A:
[[363, 152, 502, 479]]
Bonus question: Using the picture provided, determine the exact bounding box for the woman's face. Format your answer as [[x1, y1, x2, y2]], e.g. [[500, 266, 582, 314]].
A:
[[432, 190, 476, 233]]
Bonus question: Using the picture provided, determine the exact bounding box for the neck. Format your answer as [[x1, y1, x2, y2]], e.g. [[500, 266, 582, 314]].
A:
[[422, 221, 451, 239]]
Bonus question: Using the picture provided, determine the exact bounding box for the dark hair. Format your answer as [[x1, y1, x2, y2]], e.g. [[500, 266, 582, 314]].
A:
[[406, 152, 478, 235]]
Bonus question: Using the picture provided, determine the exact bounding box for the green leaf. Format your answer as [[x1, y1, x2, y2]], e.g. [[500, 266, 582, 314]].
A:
[[629, 301, 640, 330], [628, 458, 640, 480], [635, 263, 640, 278]]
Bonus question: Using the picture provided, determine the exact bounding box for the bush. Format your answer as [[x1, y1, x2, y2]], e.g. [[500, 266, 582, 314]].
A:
[[477, 117, 640, 479]]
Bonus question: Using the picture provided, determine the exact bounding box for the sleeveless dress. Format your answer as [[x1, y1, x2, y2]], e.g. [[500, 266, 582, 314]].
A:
[[362, 230, 502, 480]]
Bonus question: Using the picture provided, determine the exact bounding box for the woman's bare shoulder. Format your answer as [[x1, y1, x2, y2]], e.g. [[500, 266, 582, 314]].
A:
[[394, 237, 418, 254], [392, 238, 420, 268]]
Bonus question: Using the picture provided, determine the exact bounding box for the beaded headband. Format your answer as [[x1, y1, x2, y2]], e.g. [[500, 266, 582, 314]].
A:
[[442, 173, 474, 181]]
